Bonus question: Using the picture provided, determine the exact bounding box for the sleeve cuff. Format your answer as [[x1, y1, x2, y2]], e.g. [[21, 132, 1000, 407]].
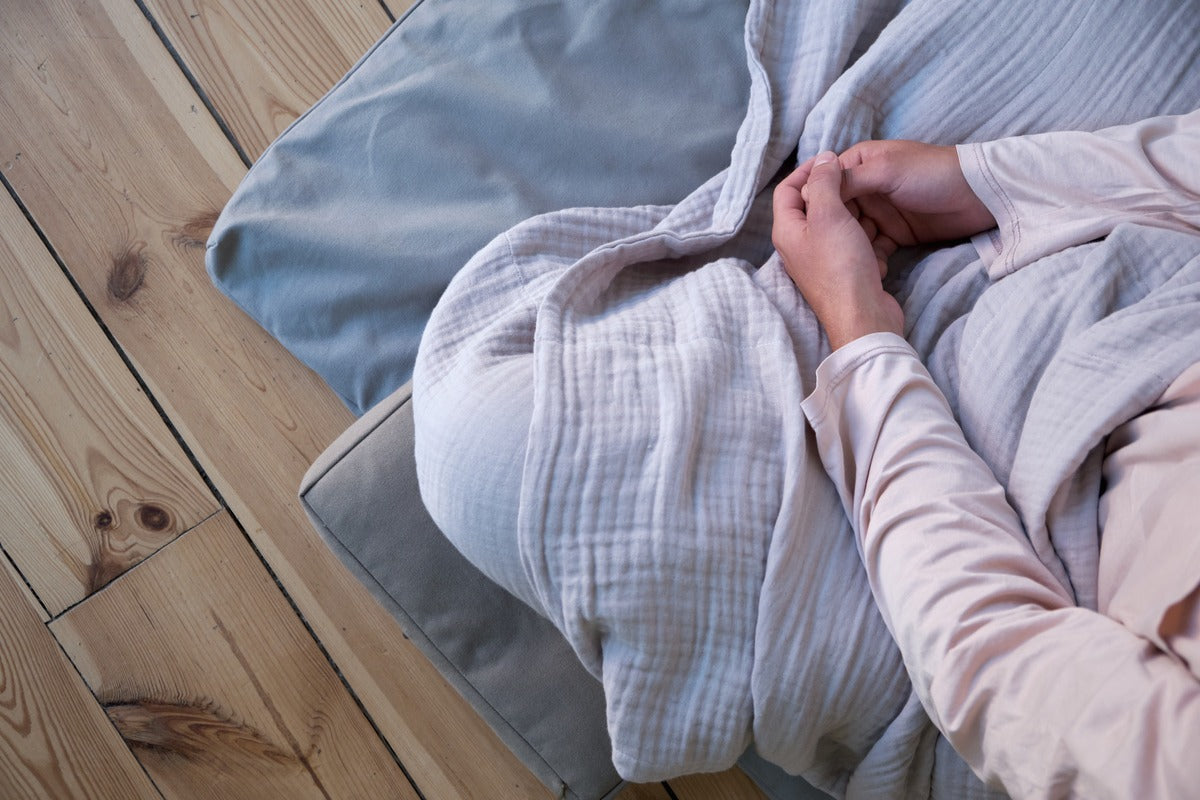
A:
[[957, 141, 1018, 278], [800, 332, 917, 427]]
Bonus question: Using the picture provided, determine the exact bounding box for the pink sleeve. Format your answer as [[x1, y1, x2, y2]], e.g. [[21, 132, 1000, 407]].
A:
[[801, 333, 1200, 799], [957, 109, 1200, 279]]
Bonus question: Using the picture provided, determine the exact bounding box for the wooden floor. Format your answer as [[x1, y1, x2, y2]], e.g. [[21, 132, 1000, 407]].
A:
[[0, 1, 768, 798]]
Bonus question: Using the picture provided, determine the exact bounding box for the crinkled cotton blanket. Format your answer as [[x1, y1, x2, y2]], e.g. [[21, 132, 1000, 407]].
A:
[[415, 0, 1200, 796]]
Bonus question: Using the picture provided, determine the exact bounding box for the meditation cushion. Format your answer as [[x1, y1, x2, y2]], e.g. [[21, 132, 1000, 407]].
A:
[[210, 0, 830, 795]]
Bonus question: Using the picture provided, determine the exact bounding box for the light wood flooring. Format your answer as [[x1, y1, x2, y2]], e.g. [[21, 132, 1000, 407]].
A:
[[0, 0, 767, 797]]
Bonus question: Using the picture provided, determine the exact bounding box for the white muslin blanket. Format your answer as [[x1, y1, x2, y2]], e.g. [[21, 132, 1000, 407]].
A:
[[415, 0, 1200, 796]]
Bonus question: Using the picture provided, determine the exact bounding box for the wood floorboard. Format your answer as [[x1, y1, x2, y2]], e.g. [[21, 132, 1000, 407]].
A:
[[669, 769, 769, 800], [137, 0, 396, 160], [0, 548, 161, 800], [0, 0, 561, 796], [616, 783, 673, 800], [1, 547, 50, 624], [0, 186, 218, 616], [50, 511, 417, 800], [0, 0, 767, 796]]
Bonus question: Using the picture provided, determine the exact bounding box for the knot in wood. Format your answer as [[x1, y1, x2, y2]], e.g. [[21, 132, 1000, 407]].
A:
[[108, 243, 148, 301], [173, 210, 221, 250], [135, 504, 171, 532], [94, 510, 114, 529]]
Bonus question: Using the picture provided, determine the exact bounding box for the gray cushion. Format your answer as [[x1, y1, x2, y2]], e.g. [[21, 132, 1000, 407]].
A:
[[220, 0, 829, 794], [300, 382, 833, 800], [299, 382, 621, 800], [207, 0, 752, 415]]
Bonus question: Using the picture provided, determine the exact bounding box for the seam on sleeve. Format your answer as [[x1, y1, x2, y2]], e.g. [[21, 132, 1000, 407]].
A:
[[805, 343, 915, 426], [971, 143, 1021, 276], [971, 142, 1022, 277]]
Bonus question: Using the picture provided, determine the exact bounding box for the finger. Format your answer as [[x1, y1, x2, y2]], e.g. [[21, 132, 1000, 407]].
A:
[[847, 199, 861, 220], [803, 151, 852, 223], [842, 156, 899, 201], [874, 247, 890, 280], [778, 154, 819, 195], [873, 234, 898, 265], [772, 174, 808, 226], [856, 193, 916, 246], [775, 154, 821, 219], [860, 215, 878, 240], [837, 140, 875, 170]]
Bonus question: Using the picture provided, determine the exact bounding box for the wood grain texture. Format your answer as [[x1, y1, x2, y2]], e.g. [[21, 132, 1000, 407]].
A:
[[0, 187, 218, 616], [0, 549, 161, 800], [2, 549, 49, 623], [139, 0, 395, 159], [133, 0, 768, 793], [0, 0, 558, 796], [669, 768, 769, 800], [616, 783, 673, 800], [49, 511, 415, 800]]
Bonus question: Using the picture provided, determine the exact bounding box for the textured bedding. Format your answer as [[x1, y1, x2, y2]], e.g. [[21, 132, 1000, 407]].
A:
[[414, 0, 1200, 797]]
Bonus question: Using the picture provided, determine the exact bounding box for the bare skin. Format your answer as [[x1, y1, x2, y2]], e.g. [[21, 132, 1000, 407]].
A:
[[772, 141, 997, 349]]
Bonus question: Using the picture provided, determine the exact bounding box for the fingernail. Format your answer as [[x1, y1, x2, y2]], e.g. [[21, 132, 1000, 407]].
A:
[[814, 150, 836, 165]]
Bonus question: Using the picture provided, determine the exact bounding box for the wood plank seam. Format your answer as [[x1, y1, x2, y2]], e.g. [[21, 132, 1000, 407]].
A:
[[0, 171, 230, 519], [376, 0, 398, 24], [49, 645, 169, 800], [130, 0, 253, 169], [35, 506, 426, 797], [0, 543, 51, 621], [0, 21, 434, 792], [48, 510, 420, 799], [45, 507, 223, 622], [0, 554, 165, 798], [211, 508, 431, 800], [210, 612, 336, 796], [43, 477, 428, 799], [14, 568, 170, 798]]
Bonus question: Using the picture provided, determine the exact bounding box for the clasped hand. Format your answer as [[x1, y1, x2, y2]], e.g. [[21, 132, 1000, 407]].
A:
[[771, 141, 996, 350]]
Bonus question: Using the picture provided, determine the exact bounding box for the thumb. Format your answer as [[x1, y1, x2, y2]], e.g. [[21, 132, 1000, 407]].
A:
[[804, 151, 850, 221], [841, 157, 897, 200]]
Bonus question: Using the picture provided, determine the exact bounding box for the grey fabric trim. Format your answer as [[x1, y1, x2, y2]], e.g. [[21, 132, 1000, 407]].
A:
[[300, 381, 416, 493], [299, 383, 620, 800]]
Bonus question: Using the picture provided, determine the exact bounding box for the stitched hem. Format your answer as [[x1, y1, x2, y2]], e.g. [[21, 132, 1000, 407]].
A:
[[802, 333, 915, 427], [967, 141, 1022, 278]]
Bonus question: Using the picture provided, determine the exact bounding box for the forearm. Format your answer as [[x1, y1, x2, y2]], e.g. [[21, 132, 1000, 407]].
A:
[[959, 109, 1200, 278], [802, 334, 1200, 798]]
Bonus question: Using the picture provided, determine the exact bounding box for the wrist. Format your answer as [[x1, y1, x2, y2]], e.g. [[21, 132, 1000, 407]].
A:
[[821, 293, 904, 351], [953, 142, 999, 234]]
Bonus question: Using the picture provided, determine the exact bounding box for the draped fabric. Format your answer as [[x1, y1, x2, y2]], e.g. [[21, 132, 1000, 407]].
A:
[[414, 1, 1200, 796]]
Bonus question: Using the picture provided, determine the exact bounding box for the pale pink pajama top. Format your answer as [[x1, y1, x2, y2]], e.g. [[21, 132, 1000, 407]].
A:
[[801, 110, 1200, 798]]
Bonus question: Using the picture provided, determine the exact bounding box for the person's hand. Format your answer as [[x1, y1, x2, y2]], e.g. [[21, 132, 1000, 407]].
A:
[[833, 140, 997, 265], [773, 151, 904, 350]]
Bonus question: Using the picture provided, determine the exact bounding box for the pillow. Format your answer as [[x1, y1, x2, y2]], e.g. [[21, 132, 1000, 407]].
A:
[[207, 0, 752, 414], [299, 383, 620, 799], [299, 382, 833, 800], [218, 0, 828, 794]]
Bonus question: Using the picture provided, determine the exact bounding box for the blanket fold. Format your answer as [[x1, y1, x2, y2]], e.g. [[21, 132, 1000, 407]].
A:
[[414, 1, 1200, 796]]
